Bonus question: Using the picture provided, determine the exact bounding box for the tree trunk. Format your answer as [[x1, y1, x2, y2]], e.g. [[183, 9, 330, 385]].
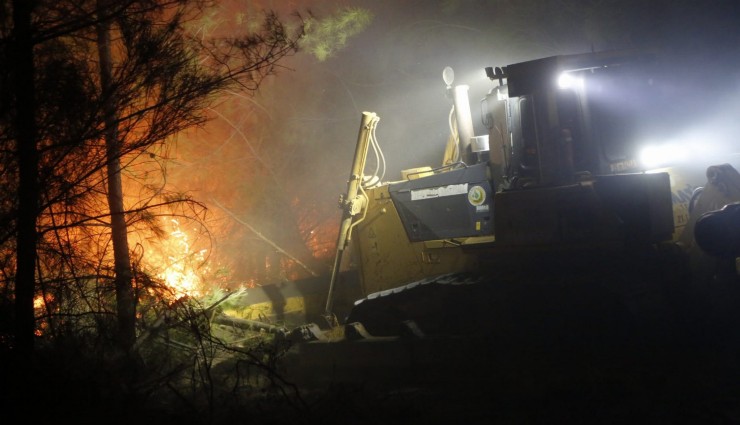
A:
[[97, 2, 136, 352], [12, 0, 39, 359]]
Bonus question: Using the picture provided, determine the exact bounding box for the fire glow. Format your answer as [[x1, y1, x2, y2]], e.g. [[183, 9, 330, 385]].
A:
[[151, 219, 208, 300]]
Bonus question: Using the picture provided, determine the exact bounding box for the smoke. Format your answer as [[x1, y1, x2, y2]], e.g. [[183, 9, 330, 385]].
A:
[[167, 0, 740, 284]]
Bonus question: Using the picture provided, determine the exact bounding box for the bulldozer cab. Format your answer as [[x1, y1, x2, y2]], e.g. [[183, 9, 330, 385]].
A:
[[485, 50, 668, 190]]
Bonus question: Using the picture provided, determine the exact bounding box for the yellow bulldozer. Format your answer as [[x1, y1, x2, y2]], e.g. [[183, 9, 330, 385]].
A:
[[218, 51, 740, 372]]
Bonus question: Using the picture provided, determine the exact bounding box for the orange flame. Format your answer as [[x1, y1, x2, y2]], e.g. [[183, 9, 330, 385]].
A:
[[148, 219, 208, 300]]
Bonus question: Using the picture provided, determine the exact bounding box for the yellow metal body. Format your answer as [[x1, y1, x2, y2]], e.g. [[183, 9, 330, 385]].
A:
[[349, 183, 481, 295]]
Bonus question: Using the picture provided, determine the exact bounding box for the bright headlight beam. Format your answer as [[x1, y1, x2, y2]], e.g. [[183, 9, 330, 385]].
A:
[[639, 144, 690, 168], [557, 72, 583, 90]]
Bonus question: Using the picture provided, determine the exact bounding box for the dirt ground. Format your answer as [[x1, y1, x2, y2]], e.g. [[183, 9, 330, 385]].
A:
[[276, 320, 740, 424]]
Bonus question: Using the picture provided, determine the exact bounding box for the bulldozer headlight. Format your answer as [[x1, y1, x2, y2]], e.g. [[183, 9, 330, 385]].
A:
[[557, 72, 583, 90], [639, 143, 690, 169]]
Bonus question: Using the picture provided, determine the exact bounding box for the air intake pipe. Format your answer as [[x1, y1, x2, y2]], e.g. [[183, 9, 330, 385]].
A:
[[452, 84, 476, 165]]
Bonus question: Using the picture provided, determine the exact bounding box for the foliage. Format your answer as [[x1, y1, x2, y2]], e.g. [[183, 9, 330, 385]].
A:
[[0, 2, 310, 416], [302, 7, 372, 61], [1, 285, 304, 425], [0, 0, 305, 343]]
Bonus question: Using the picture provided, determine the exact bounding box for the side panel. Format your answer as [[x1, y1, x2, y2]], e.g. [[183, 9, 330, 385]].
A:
[[388, 163, 494, 242], [351, 185, 478, 295], [493, 172, 674, 247]]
